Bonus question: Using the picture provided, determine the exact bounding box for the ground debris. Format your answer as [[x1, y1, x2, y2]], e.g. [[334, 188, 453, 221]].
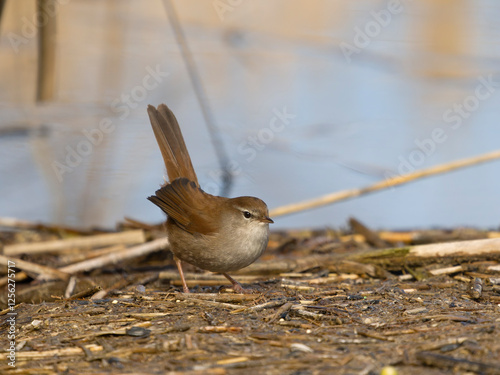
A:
[[1, 220, 500, 374]]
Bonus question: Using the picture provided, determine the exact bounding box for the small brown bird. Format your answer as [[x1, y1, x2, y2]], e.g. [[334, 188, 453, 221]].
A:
[[147, 104, 273, 293]]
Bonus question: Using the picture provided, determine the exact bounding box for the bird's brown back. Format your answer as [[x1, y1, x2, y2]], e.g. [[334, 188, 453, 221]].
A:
[[148, 177, 223, 235]]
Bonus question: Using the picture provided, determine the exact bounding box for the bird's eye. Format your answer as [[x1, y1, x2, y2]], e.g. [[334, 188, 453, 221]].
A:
[[243, 211, 252, 219]]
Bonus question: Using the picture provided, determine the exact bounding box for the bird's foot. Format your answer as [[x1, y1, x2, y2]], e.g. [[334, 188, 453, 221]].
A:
[[223, 273, 255, 294]]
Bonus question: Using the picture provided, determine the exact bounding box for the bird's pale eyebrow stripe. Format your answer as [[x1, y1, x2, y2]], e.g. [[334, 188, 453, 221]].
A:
[[234, 206, 249, 212]]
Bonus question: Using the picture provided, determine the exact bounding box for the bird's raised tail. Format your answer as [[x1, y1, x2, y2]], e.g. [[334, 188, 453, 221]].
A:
[[147, 104, 198, 185]]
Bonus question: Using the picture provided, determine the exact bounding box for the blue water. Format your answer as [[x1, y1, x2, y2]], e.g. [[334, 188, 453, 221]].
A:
[[1, 1, 499, 230]]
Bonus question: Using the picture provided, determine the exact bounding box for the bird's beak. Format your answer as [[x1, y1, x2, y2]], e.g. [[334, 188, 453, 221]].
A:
[[261, 216, 274, 224]]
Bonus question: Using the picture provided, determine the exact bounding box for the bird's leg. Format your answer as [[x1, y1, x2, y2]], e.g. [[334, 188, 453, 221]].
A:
[[222, 273, 248, 294], [174, 256, 190, 293]]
